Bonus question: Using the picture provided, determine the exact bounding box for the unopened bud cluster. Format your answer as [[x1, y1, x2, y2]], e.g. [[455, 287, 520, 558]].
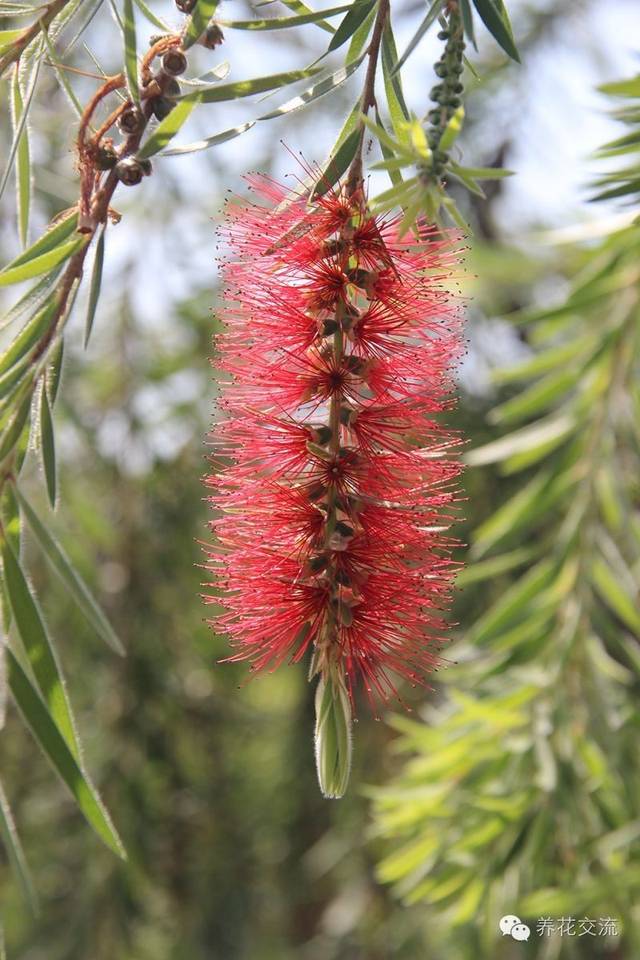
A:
[[426, 11, 465, 178]]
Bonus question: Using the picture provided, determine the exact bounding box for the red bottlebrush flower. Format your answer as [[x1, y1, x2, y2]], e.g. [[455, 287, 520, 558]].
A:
[[205, 176, 464, 797]]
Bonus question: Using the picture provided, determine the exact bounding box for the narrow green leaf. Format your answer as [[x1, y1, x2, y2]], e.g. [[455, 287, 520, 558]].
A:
[[179, 67, 321, 104], [2, 537, 79, 758], [381, 19, 409, 141], [277, 0, 335, 33], [471, 466, 569, 557], [0, 28, 22, 47], [374, 107, 405, 189], [390, 0, 443, 76], [471, 0, 519, 62], [4, 211, 78, 272], [465, 414, 574, 466], [62, 0, 106, 56], [454, 164, 513, 180], [598, 77, 640, 98], [0, 299, 57, 378], [456, 546, 538, 587], [0, 269, 62, 336], [489, 368, 578, 426], [48, 339, 64, 407], [590, 178, 640, 203], [591, 556, 640, 635], [138, 96, 198, 158], [160, 120, 254, 157], [327, 0, 375, 53], [122, 0, 138, 101], [440, 106, 465, 151], [11, 65, 30, 248], [7, 648, 126, 858], [0, 47, 41, 208], [0, 389, 32, 462], [131, 0, 168, 30], [180, 62, 230, 87], [469, 559, 557, 645], [15, 489, 125, 656], [312, 127, 361, 197], [80, 227, 104, 348], [0, 779, 37, 915], [447, 163, 485, 197], [39, 386, 56, 508], [0, 233, 85, 287], [42, 27, 84, 118], [345, 2, 375, 62], [221, 3, 351, 30], [361, 113, 414, 159], [259, 57, 364, 121], [0, 359, 30, 404], [459, 0, 477, 49], [182, 0, 220, 49]]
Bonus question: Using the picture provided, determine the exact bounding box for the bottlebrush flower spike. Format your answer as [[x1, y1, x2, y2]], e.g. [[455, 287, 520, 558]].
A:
[[205, 175, 464, 799]]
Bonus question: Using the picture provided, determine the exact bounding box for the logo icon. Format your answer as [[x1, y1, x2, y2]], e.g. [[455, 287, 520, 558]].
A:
[[500, 915, 531, 941]]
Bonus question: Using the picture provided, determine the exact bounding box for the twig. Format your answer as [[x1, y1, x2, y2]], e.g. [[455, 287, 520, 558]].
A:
[[346, 0, 390, 196]]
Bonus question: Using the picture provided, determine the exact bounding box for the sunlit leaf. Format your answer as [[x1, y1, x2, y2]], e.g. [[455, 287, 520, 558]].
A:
[[259, 57, 364, 121], [327, 0, 375, 53], [160, 121, 254, 157], [277, 0, 335, 33], [179, 67, 321, 104], [121, 0, 138, 101], [465, 414, 574, 466], [138, 97, 198, 158], [221, 3, 351, 31]]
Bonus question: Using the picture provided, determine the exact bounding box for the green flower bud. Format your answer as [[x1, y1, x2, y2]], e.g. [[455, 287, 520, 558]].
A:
[[314, 673, 352, 799]]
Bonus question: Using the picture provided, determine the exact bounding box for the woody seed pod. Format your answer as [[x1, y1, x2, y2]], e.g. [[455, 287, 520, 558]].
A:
[[115, 157, 144, 186]]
